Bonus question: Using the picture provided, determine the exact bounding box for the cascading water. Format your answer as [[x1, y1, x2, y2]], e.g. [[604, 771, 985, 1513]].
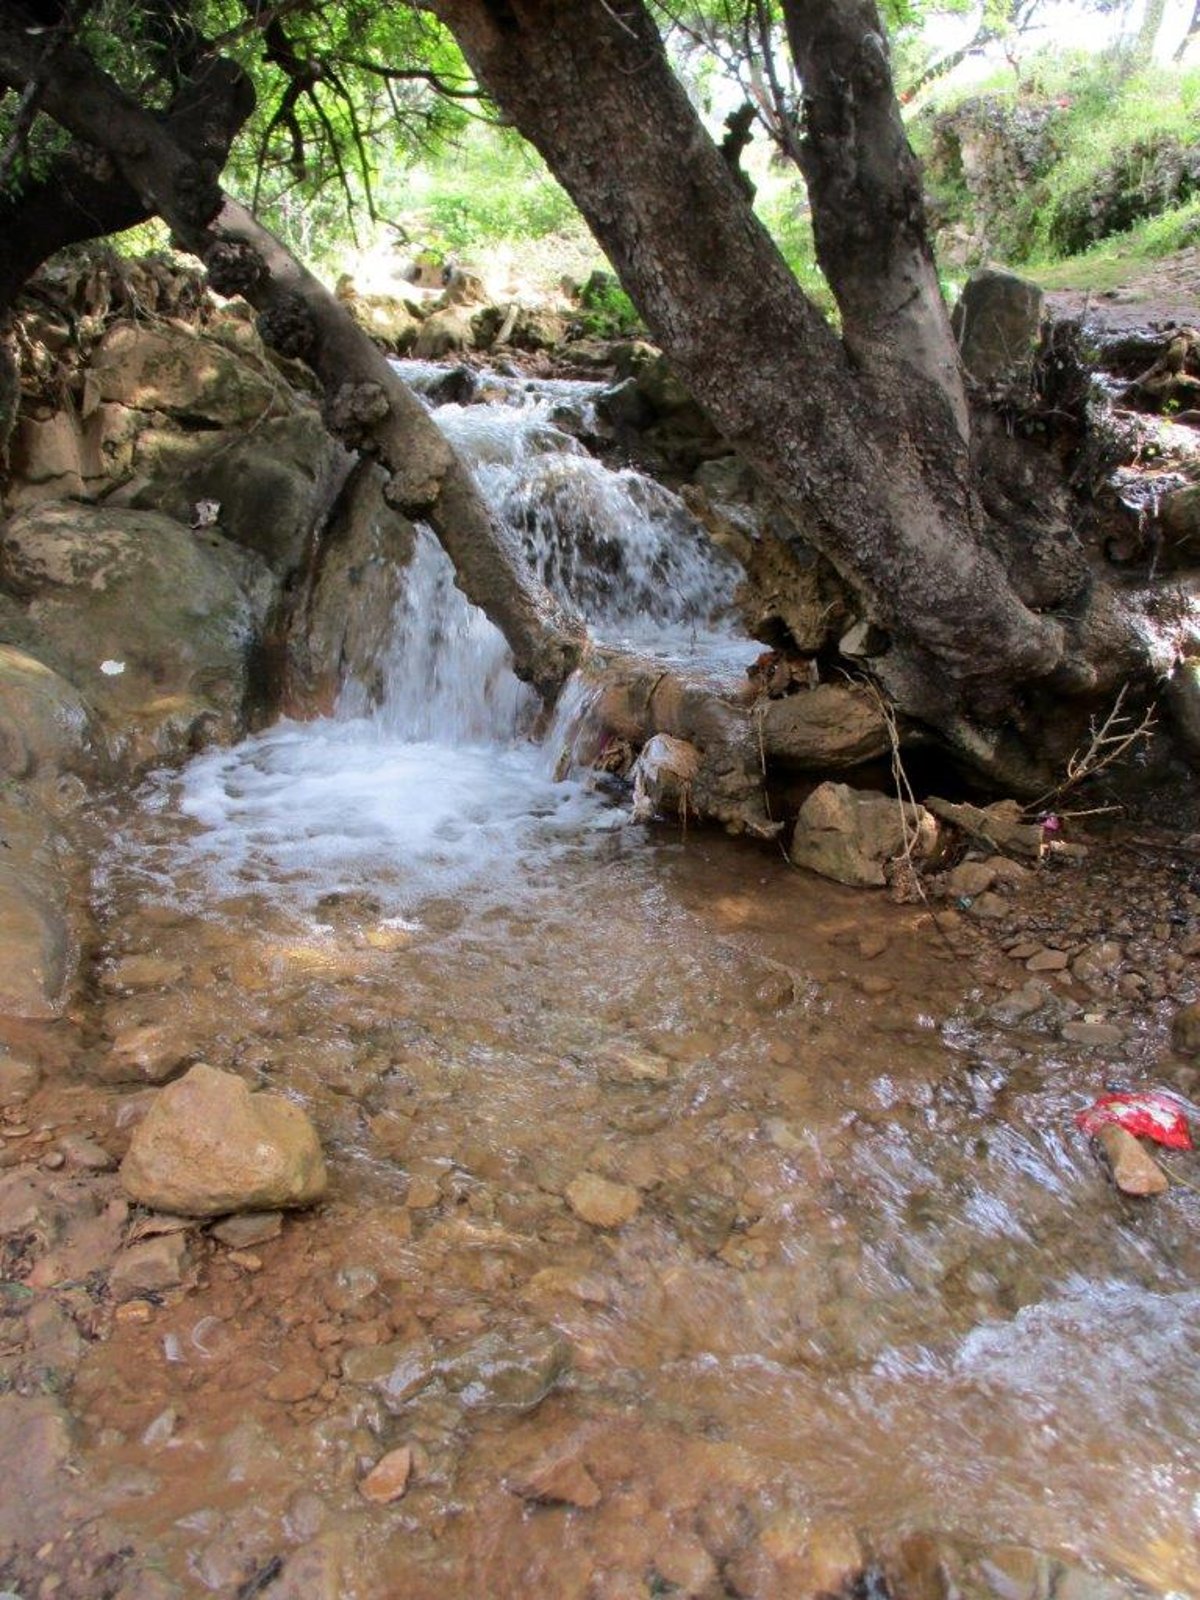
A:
[[71, 364, 1200, 1600], [167, 362, 752, 916]]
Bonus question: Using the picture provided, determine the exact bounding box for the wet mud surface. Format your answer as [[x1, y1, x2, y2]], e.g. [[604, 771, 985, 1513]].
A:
[[2, 788, 1199, 1599]]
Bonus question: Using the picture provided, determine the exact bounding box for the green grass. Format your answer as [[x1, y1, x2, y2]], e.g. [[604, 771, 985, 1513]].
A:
[[919, 52, 1200, 268], [1024, 196, 1200, 291]]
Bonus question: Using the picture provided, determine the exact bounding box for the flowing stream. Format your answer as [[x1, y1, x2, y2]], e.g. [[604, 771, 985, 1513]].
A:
[[62, 368, 1200, 1598]]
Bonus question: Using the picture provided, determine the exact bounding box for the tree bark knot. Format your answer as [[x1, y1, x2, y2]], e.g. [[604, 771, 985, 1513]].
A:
[[256, 292, 317, 360], [383, 460, 448, 516], [204, 239, 269, 301], [172, 158, 224, 230], [324, 381, 391, 447]]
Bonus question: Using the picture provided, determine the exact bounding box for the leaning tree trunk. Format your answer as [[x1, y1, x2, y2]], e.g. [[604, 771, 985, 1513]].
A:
[[430, 0, 1085, 764]]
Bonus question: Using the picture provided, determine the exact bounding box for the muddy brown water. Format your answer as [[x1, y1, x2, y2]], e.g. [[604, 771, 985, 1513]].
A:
[[5, 774, 1198, 1600]]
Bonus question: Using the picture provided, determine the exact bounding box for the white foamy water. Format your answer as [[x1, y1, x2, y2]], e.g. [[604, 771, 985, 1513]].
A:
[[158, 361, 757, 910]]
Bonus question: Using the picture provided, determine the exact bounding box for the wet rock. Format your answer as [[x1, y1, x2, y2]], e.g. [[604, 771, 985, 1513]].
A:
[[439, 1324, 570, 1411], [265, 1364, 325, 1403], [565, 1171, 642, 1228], [726, 1510, 864, 1599], [0, 644, 101, 782], [100, 1023, 192, 1085], [1071, 941, 1124, 990], [109, 1233, 191, 1299], [358, 1444, 413, 1504], [596, 376, 654, 431], [0, 1052, 41, 1105], [283, 462, 415, 715], [1059, 1020, 1126, 1048], [1170, 999, 1200, 1056], [507, 1448, 602, 1509], [1052, 1564, 1133, 1600], [790, 782, 939, 889], [210, 1211, 283, 1248], [340, 1339, 435, 1411], [1095, 1124, 1169, 1197], [972, 1543, 1054, 1600], [1025, 947, 1069, 972], [268, 1534, 351, 1600], [879, 1530, 956, 1600], [630, 734, 700, 824], [0, 793, 75, 1021], [120, 1063, 328, 1217], [100, 955, 185, 994], [0, 1393, 74, 1546]]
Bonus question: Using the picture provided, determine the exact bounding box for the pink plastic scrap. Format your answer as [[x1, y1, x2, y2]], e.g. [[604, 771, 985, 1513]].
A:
[[1075, 1091, 1194, 1151]]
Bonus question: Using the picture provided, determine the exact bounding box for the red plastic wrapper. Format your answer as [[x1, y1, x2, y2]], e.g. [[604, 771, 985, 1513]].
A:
[[1075, 1091, 1193, 1151]]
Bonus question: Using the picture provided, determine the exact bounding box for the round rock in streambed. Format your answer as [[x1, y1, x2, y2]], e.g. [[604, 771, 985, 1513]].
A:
[[119, 1063, 327, 1216]]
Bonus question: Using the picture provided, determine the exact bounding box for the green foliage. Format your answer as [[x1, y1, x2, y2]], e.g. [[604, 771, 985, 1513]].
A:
[[574, 271, 643, 338], [404, 124, 580, 254], [921, 51, 1200, 267], [1029, 195, 1200, 289], [753, 176, 837, 320]]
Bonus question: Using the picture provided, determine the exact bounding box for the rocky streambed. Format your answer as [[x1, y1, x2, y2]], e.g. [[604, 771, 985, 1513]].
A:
[[2, 255, 1200, 1599]]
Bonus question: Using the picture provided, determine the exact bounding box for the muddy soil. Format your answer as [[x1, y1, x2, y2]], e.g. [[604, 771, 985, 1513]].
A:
[[2, 784, 1198, 1600]]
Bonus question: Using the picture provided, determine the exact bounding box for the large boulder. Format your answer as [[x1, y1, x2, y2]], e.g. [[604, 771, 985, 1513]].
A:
[[0, 644, 102, 782], [791, 781, 939, 887], [120, 1063, 328, 1216], [951, 267, 1044, 388], [0, 791, 76, 1020], [0, 501, 275, 768], [128, 409, 352, 576], [90, 320, 288, 427]]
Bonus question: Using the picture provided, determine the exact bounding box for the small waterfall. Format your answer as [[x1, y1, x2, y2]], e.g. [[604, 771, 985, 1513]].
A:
[[164, 360, 757, 912]]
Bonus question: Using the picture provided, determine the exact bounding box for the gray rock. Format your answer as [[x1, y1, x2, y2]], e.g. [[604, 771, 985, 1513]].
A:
[[759, 684, 891, 770], [210, 1210, 282, 1248], [109, 1233, 191, 1299], [91, 320, 285, 427], [951, 267, 1044, 387], [0, 501, 276, 771], [438, 1324, 570, 1412], [0, 644, 102, 783]]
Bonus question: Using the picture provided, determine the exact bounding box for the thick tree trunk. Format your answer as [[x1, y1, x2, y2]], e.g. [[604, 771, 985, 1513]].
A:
[[430, 0, 1073, 742], [782, 0, 968, 440], [0, 17, 586, 704]]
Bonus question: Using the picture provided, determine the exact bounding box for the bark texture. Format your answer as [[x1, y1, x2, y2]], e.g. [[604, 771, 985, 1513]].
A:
[[430, 0, 1072, 742], [782, 0, 968, 439]]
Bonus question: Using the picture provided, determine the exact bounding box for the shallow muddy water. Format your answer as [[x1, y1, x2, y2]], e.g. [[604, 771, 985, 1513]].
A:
[[4, 367, 1199, 1599], [48, 784, 1200, 1599]]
